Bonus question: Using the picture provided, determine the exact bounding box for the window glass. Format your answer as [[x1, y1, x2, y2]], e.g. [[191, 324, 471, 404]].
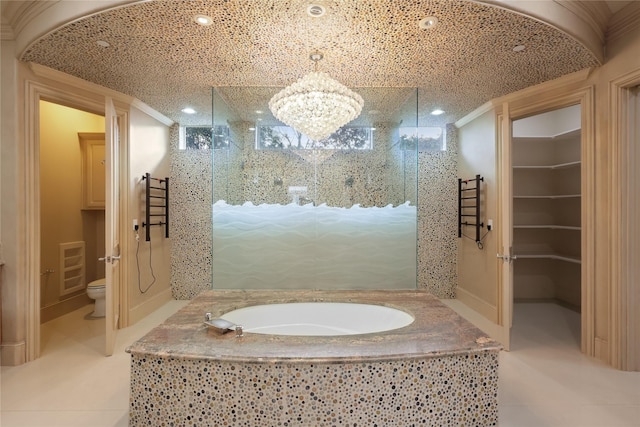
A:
[[257, 125, 373, 150]]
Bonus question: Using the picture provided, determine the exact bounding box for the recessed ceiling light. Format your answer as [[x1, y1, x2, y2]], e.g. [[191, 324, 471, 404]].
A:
[[513, 44, 526, 52], [194, 14, 213, 26], [255, 110, 263, 114], [419, 16, 438, 30], [431, 109, 445, 116], [96, 40, 110, 48], [182, 107, 196, 114], [307, 4, 326, 18], [248, 127, 256, 131]]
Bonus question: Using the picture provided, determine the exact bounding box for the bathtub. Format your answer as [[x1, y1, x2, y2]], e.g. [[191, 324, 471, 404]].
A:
[[127, 290, 501, 426], [219, 302, 415, 335]]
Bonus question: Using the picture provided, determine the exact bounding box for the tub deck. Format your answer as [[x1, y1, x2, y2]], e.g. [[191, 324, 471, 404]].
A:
[[127, 290, 502, 426], [127, 289, 500, 362]]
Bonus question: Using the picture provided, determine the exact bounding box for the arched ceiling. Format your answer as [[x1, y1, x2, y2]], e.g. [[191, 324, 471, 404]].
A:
[[6, 0, 623, 126]]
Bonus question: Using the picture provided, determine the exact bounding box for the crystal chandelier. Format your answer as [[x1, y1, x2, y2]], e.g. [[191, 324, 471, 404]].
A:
[[269, 52, 364, 141]]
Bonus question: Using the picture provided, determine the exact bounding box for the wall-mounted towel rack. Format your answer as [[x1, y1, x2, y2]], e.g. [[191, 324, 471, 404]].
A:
[[142, 173, 169, 242], [458, 174, 484, 244]]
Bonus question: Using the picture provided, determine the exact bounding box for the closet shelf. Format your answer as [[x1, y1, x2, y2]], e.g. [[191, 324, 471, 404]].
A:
[[513, 160, 581, 170], [515, 251, 581, 264], [514, 225, 581, 231], [514, 194, 581, 199]]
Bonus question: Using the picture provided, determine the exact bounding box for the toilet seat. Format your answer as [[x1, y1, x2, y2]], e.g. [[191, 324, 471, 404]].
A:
[[88, 278, 106, 289]]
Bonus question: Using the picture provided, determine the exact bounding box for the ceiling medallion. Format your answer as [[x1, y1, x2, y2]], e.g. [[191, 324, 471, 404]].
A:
[[268, 52, 364, 141]]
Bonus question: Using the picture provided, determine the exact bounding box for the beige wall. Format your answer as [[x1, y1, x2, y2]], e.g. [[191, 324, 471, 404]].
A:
[[0, 38, 21, 363], [127, 106, 172, 323], [39, 100, 104, 320], [456, 110, 499, 322]]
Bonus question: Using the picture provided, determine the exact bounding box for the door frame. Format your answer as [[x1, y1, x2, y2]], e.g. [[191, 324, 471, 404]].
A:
[[499, 86, 596, 356], [609, 69, 640, 371], [24, 78, 129, 361]]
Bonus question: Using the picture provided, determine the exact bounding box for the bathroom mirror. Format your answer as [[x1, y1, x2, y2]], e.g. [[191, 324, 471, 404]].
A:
[[210, 87, 424, 290]]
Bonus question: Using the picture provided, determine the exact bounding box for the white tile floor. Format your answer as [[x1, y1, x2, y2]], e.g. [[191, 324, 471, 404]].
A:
[[1, 301, 639, 426]]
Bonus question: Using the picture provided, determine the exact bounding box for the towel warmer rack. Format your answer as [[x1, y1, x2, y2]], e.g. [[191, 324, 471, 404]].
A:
[[142, 172, 169, 242], [458, 174, 484, 244]]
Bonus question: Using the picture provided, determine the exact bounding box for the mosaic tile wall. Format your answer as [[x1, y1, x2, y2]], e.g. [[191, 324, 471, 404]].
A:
[[170, 125, 458, 299], [129, 351, 498, 426], [418, 125, 459, 298], [169, 124, 213, 299], [214, 122, 412, 207]]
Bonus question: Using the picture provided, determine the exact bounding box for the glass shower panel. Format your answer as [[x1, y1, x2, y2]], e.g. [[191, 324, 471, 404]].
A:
[[211, 87, 418, 290]]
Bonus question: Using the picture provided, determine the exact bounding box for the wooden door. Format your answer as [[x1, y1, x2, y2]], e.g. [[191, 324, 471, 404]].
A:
[[104, 97, 121, 356]]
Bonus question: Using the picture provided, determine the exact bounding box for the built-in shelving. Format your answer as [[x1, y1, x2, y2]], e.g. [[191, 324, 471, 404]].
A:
[[515, 251, 581, 264], [514, 225, 580, 230], [513, 160, 581, 170], [512, 120, 582, 309], [513, 194, 581, 199]]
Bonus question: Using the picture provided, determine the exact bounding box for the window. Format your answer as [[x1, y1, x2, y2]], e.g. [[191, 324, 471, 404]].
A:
[[180, 125, 230, 150], [398, 127, 446, 151], [257, 125, 373, 150]]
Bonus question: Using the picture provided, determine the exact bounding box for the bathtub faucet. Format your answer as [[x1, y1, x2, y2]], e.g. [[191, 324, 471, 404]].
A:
[[299, 196, 315, 206], [204, 313, 243, 337]]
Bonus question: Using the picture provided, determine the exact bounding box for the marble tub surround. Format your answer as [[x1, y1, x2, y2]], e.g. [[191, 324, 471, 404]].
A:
[[127, 290, 500, 362], [128, 290, 501, 426]]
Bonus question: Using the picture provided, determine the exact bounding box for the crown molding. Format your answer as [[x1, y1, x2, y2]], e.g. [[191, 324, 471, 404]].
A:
[[455, 68, 592, 128], [606, 1, 640, 43], [29, 63, 174, 126], [1, 1, 58, 41], [478, 0, 605, 64]]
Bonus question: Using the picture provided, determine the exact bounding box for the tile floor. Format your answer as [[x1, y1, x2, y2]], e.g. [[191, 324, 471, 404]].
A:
[[1, 301, 639, 426]]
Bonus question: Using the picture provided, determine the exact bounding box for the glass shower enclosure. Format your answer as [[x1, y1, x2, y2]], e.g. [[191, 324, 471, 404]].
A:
[[211, 87, 420, 290]]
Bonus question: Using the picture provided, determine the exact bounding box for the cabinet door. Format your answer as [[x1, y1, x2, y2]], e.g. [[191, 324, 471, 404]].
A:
[[79, 132, 106, 209]]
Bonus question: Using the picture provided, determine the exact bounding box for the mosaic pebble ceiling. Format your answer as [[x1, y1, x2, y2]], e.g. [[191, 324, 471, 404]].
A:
[[20, 0, 599, 125], [129, 352, 499, 426]]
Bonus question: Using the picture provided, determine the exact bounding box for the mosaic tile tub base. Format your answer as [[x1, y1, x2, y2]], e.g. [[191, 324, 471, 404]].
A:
[[127, 290, 500, 426]]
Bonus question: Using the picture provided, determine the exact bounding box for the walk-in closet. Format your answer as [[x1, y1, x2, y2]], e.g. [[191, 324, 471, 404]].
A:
[[512, 105, 582, 316]]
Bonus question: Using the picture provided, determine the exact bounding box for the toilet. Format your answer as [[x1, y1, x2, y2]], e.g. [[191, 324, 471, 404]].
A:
[[87, 278, 106, 318]]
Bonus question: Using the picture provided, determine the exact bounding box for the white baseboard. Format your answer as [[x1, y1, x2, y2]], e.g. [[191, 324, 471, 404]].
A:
[[594, 337, 609, 364], [455, 286, 498, 323], [1, 341, 26, 366], [127, 288, 173, 326]]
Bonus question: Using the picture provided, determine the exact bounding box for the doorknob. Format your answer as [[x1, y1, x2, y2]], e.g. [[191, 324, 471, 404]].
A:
[[98, 255, 120, 263], [111, 255, 121, 261], [496, 253, 518, 262]]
